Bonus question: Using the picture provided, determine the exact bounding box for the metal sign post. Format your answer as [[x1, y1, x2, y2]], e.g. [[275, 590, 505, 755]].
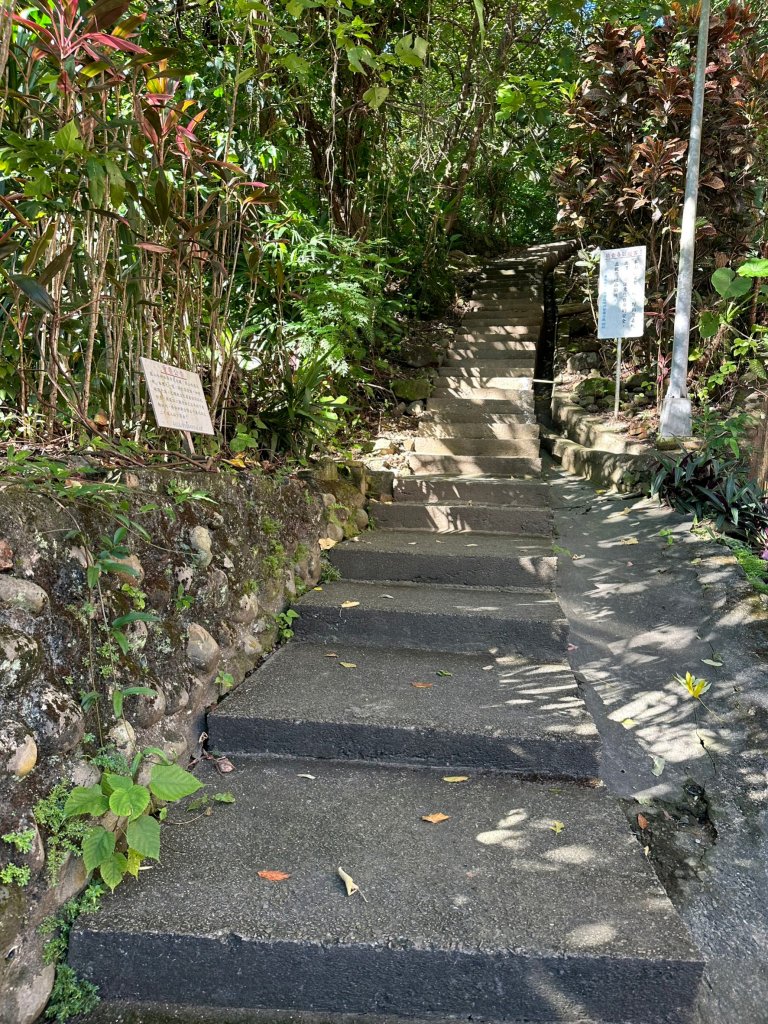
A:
[[597, 246, 647, 415]]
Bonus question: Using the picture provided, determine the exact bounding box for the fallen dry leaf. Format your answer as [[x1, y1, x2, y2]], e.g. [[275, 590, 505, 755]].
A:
[[422, 812, 450, 824], [214, 756, 235, 774], [319, 537, 337, 551], [381, 594, 394, 599], [324, 652, 338, 658], [258, 870, 290, 882], [296, 773, 316, 780], [411, 682, 433, 689], [341, 601, 360, 609], [442, 776, 469, 783], [637, 814, 650, 830], [338, 866, 367, 901], [313, 586, 323, 591], [620, 536, 639, 545], [549, 820, 565, 834], [339, 662, 357, 669]]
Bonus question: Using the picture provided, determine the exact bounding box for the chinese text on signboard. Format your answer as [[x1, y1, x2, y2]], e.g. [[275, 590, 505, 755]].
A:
[[141, 357, 214, 435], [597, 246, 647, 340]]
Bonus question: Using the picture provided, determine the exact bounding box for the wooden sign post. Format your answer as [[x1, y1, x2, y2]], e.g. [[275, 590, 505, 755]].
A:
[[140, 358, 214, 454], [597, 247, 647, 416]]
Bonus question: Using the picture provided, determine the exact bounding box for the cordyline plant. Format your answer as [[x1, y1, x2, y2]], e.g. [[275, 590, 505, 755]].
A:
[[554, 3, 768, 374]]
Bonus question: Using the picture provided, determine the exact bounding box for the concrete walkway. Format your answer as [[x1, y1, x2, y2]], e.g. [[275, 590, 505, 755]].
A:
[[72, 247, 703, 1024]]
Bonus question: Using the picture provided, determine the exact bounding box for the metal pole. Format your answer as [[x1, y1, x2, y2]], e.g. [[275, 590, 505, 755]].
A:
[[659, 0, 711, 437], [614, 337, 622, 416]]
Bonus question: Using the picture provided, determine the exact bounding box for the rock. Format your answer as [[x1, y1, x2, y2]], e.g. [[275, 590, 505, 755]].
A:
[[325, 522, 345, 544], [202, 568, 229, 609], [22, 685, 84, 754], [160, 676, 189, 716], [354, 509, 370, 531], [0, 959, 55, 1024], [0, 628, 40, 688], [370, 439, 396, 456], [0, 721, 37, 777], [655, 437, 684, 452], [186, 623, 221, 672], [0, 577, 48, 615], [189, 526, 213, 568], [401, 438, 416, 452], [321, 492, 337, 508], [108, 719, 136, 758], [312, 458, 339, 483], [394, 402, 407, 416], [0, 538, 13, 572], [127, 685, 166, 730], [259, 579, 285, 617], [586, 403, 600, 413], [232, 593, 259, 625], [625, 372, 653, 390], [54, 851, 88, 903], [111, 554, 144, 584], [398, 337, 444, 369], [405, 400, 426, 417], [565, 352, 599, 373], [576, 375, 613, 399], [392, 378, 432, 402], [70, 759, 101, 788]]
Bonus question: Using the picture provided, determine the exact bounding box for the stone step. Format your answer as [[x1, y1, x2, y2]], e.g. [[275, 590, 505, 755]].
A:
[[208, 645, 598, 777], [71, 759, 703, 1023], [370, 500, 552, 536], [461, 314, 543, 327], [408, 453, 542, 477], [437, 363, 536, 379], [419, 419, 539, 441], [434, 378, 534, 392], [293, 580, 568, 658], [470, 290, 543, 302], [412, 436, 540, 458], [464, 299, 545, 312], [326, 530, 555, 588], [394, 475, 550, 505], [457, 323, 539, 337], [446, 343, 537, 363], [427, 395, 535, 415], [423, 407, 537, 425]]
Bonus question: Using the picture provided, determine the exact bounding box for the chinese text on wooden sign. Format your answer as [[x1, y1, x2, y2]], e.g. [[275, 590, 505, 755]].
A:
[[141, 358, 214, 435], [597, 246, 647, 340]]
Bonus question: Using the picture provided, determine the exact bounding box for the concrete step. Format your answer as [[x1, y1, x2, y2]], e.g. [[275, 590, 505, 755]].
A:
[[71, 758, 703, 1023], [293, 580, 568, 658], [407, 453, 541, 477], [437, 363, 535, 379], [419, 419, 539, 440], [208, 645, 598, 777], [446, 343, 537, 362], [427, 395, 535, 415], [394, 475, 550, 505], [470, 290, 543, 302], [423, 407, 537, 425], [457, 323, 539, 337], [464, 299, 545, 313], [370, 500, 552, 536], [460, 314, 543, 327], [412, 436, 540, 458], [434, 378, 534, 393], [326, 530, 556, 588]]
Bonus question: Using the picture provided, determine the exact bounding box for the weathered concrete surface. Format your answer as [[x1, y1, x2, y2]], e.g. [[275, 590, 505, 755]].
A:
[[548, 460, 768, 1024], [72, 759, 701, 1022], [412, 436, 540, 458], [293, 580, 568, 658], [407, 453, 541, 477], [437, 362, 536, 378], [208, 644, 600, 777], [394, 475, 548, 504], [418, 418, 540, 440], [370, 499, 552, 536], [327, 529, 556, 588]]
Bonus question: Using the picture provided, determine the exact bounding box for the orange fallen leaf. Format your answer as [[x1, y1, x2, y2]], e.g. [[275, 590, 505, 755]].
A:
[[258, 870, 290, 882], [442, 776, 469, 783], [637, 814, 649, 830], [341, 601, 360, 609], [422, 812, 450, 824], [411, 682, 433, 689]]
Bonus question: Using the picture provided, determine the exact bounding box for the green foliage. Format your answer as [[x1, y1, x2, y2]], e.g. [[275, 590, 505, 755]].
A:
[[721, 536, 768, 594], [0, 863, 31, 886], [319, 558, 342, 583], [2, 828, 36, 853], [34, 783, 91, 885], [44, 966, 100, 1023], [275, 608, 299, 642]]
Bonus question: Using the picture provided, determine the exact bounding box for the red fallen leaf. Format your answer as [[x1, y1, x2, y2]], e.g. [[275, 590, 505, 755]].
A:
[[0, 538, 13, 571], [637, 814, 650, 830], [258, 870, 290, 882]]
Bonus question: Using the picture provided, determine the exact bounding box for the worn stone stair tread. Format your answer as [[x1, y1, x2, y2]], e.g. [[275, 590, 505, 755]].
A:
[[422, 409, 538, 426], [394, 475, 550, 504], [207, 644, 599, 776], [437, 363, 536, 377], [369, 500, 551, 537], [407, 453, 542, 477], [412, 437, 540, 458], [434, 378, 535, 392], [464, 299, 545, 311], [326, 529, 556, 588], [427, 393, 534, 411], [418, 420, 539, 441], [70, 759, 703, 1023], [447, 345, 538, 362], [293, 580, 567, 657], [456, 323, 540, 337]]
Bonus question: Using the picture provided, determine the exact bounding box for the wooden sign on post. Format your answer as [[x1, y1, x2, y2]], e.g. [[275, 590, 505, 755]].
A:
[[597, 246, 647, 416], [140, 358, 214, 453]]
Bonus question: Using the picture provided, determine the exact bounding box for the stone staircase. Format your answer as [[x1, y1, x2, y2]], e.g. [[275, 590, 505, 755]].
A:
[[70, 246, 703, 1023]]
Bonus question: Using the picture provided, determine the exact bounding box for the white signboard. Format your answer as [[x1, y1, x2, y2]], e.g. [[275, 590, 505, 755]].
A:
[[597, 246, 647, 339], [141, 357, 214, 435]]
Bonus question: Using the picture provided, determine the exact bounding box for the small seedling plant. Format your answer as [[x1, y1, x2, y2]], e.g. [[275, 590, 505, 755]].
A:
[[63, 748, 203, 890]]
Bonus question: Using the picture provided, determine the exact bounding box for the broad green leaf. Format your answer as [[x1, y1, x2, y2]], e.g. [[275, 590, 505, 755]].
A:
[[109, 784, 150, 820], [213, 792, 236, 804], [363, 86, 389, 110], [54, 120, 84, 155], [99, 852, 128, 891], [64, 785, 109, 819], [149, 763, 203, 802], [711, 268, 735, 298], [737, 258, 768, 278], [9, 275, 55, 313], [86, 158, 106, 207], [82, 826, 116, 872], [102, 773, 133, 793], [698, 311, 720, 339], [126, 848, 143, 878], [126, 814, 161, 860]]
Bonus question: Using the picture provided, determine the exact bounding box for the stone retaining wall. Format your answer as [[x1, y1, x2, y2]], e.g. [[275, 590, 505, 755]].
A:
[[0, 459, 368, 1023]]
